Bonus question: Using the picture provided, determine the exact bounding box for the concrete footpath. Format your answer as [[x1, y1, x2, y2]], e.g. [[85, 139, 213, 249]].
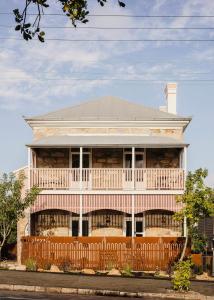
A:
[[0, 270, 213, 299]]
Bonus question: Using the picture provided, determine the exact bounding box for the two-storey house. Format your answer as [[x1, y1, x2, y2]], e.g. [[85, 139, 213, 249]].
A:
[[17, 83, 191, 263]]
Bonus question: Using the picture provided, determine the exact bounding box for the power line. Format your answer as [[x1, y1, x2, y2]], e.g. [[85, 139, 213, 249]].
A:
[[1, 37, 214, 42], [1, 25, 214, 30], [0, 78, 214, 82], [2, 12, 214, 17]]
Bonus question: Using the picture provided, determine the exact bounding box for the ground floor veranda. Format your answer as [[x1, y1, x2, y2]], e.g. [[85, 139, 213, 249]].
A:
[[17, 192, 187, 271], [31, 208, 183, 238], [27, 193, 184, 238], [26, 194, 185, 237], [17, 193, 185, 264]]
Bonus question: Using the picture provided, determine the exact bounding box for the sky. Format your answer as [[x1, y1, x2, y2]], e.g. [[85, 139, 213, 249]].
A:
[[0, 0, 213, 187]]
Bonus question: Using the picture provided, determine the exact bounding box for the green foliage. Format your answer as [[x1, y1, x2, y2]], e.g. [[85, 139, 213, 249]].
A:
[[25, 257, 37, 271], [191, 229, 207, 254], [13, 0, 126, 42], [172, 258, 193, 291], [175, 169, 214, 226], [174, 168, 214, 260], [0, 172, 40, 259], [122, 264, 133, 276]]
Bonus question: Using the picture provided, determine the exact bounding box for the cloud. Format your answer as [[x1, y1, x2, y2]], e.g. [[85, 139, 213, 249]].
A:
[[0, 0, 214, 112]]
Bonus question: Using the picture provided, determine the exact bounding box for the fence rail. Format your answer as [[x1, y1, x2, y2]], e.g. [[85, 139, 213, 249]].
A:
[[30, 168, 184, 191], [21, 236, 185, 271]]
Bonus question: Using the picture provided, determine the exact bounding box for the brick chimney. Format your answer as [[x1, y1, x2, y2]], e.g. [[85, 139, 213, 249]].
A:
[[164, 83, 177, 114]]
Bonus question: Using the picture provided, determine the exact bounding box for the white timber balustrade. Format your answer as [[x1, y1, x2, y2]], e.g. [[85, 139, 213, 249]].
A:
[[30, 168, 185, 191]]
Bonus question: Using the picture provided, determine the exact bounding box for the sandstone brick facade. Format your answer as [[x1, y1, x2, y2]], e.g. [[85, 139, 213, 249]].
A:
[[92, 149, 123, 168], [146, 148, 181, 168], [33, 127, 183, 141], [34, 148, 69, 168]]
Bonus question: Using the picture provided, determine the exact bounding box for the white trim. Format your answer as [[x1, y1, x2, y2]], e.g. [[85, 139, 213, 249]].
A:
[[144, 148, 147, 168], [143, 212, 146, 236], [184, 216, 187, 237], [132, 147, 135, 189], [79, 194, 83, 236], [131, 194, 135, 237], [183, 146, 187, 178], [79, 147, 83, 236], [80, 147, 83, 189], [69, 148, 72, 168], [26, 120, 191, 131], [27, 148, 31, 190], [26, 120, 191, 125]]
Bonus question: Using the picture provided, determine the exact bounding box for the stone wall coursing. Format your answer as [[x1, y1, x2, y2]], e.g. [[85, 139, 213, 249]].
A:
[[17, 212, 29, 264], [33, 127, 183, 140], [144, 227, 182, 237], [37, 227, 71, 236], [146, 148, 180, 168], [33, 148, 181, 168], [35, 148, 69, 168], [92, 149, 123, 168], [91, 228, 123, 236]]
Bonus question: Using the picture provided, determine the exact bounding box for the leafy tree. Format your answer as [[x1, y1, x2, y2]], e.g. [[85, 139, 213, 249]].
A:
[[13, 0, 126, 42], [174, 168, 214, 261], [172, 258, 193, 291], [0, 172, 39, 259]]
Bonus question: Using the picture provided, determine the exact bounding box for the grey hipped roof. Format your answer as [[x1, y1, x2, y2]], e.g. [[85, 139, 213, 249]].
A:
[[26, 96, 191, 122], [27, 135, 188, 148]]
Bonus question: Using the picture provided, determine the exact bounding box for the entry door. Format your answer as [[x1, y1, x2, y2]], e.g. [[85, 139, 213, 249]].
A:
[[72, 220, 79, 236], [70, 153, 90, 168], [126, 221, 132, 237], [70, 153, 90, 187], [124, 153, 144, 168], [83, 220, 89, 236], [124, 153, 144, 188], [135, 221, 143, 237]]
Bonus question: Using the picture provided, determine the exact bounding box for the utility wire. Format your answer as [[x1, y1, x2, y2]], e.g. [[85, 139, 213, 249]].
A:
[[1, 12, 214, 17], [1, 25, 214, 30], [1, 37, 214, 42], [1, 78, 214, 82]]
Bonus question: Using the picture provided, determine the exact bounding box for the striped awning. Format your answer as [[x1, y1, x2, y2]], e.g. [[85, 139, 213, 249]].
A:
[[31, 194, 183, 214]]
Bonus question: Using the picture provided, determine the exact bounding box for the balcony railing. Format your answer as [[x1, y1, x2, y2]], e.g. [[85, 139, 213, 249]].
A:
[[30, 168, 185, 191]]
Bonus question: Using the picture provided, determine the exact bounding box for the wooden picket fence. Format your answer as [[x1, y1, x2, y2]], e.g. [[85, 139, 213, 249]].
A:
[[21, 236, 185, 271]]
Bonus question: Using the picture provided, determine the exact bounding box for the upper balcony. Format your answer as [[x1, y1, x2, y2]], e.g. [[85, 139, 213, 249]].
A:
[[30, 167, 184, 191], [28, 147, 186, 191]]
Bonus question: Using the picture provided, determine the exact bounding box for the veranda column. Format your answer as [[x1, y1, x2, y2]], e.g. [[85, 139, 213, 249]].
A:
[[183, 146, 187, 237], [143, 212, 146, 237], [27, 147, 31, 190], [131, 147, 135, 237], [79, 146, 83, 236], [27, 147, 32, 235]]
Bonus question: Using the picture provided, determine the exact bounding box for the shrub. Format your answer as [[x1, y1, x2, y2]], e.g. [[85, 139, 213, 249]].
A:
[[59, 259, 73, 272], [42, 261, 52, 271], [172, 258, 193, 291], [25, 257, 37, 271], [122, 264, 133, 276]]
